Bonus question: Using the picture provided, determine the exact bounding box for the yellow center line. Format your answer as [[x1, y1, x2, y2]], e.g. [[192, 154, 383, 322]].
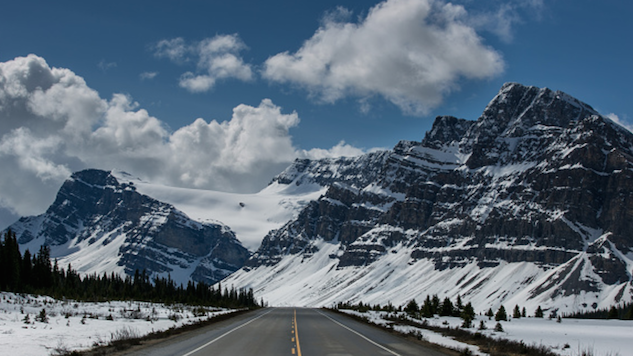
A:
[[293, 309, 302, 356]]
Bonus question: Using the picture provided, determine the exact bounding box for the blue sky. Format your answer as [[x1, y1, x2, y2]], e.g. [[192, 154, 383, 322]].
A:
[[0, 0, 632, 227]]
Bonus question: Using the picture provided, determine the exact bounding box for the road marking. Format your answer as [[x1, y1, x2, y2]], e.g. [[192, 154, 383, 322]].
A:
[[293, 309, 302, 356], [180, 309, 273, 356], [316, 310, 404, 356]]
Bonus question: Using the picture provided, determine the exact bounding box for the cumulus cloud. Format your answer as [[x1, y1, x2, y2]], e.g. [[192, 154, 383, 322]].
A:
[[154, 34, 253, 92], [0, 55, 361, 227], [262, 0, 504, 116]]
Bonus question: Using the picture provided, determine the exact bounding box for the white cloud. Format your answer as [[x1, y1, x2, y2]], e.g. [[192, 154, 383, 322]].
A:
[[262, 0, 504, 116], [98, 60, 117, 71], [300, 141, 369, 160], [606, 113, 633, 133], [154, 34, 253, 92], [154, 37, 188, 63], [464, 0, 544, 42], [0, 55, 362, 226], [140, 71, 158, 80]]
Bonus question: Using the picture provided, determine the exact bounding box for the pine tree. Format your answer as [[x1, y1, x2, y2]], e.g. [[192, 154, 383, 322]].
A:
[[461, 302, 476, 328], [495, 305, 507, 321], [607, 306, 619, 319], [521, 306, 526, 318], [486, 308, 494, 320], [404, 299, 419, 316], [440, 297, 454, 316], [513, 305, 521, 319], [421, 295, 434, 318], [453, 295, 463, 317], [456, 295, 463, 310], [431, 294, 440, 315], [535, 305, 544, 318]]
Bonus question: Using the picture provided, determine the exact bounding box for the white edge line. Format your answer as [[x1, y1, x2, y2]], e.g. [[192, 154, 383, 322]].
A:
[[181, 308, 274, 356], [316, 310, 404, 356]]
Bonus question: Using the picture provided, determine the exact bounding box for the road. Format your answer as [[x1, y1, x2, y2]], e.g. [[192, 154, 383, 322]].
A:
[[123, 308, 452, 356]]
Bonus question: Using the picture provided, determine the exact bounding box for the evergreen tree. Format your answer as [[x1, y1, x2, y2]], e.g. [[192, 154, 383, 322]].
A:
[[607, 306, 619, 319], [521, 306, 526, 318], [486, 308, 494, 320], [404, 299, 419, 316], [421, 295, 434, 318], [440, 297, 454, 316], [495, 305, 507, 321], [431, 294, 440, 314], [513, 305, 521, 319], [453, 294, 463, 317], [535, 305, 544, 318], [0, 230, 22, 291], [456, 295, 463, 310], [461, 302, 476, 328]]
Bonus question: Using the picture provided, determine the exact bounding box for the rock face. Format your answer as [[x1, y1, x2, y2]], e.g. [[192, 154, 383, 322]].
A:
[[226, 83, 633, 311], [8, 169, 249, 285]]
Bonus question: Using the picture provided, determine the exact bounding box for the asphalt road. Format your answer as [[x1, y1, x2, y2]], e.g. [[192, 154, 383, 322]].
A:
[[123, 308, 452, 356]]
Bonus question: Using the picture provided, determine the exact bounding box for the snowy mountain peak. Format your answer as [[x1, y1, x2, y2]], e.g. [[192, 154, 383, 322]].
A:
[[472, 82, 598, 139], [223, 83, 633, 313]]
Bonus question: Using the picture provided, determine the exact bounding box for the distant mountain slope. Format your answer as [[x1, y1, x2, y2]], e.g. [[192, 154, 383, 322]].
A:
[[224, 83, 633, 313], [8, 169, 249, 285]]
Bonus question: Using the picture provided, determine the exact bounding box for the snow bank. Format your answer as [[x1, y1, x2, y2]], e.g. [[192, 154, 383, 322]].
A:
[[0, 292, 237, 356]]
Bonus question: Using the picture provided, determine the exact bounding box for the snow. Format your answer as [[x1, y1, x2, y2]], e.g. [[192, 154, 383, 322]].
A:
[[223, 237, 633, 316], [340, 310, 633, 356], [0, 292, 238, 356], [112, 171, 326, 251]]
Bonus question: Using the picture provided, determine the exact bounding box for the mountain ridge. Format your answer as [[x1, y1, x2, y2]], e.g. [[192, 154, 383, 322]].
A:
[[224, 83, 633, 312]]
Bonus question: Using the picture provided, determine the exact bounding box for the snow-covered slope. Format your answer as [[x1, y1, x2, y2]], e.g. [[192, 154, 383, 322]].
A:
[[223, 83, 633, 314], [111, 171, 326, 251]]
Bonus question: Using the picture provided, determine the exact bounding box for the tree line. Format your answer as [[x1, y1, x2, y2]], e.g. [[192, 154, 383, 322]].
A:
[[337, 293, 632, 326], [0, 230, 259, 308]]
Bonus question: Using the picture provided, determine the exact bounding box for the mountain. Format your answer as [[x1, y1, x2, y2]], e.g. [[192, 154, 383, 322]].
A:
[[8, 169, 250, 284], [223, 83, 633, 313]]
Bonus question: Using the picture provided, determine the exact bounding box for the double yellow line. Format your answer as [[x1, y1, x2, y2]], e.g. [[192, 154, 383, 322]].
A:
[[292, 309, 302, 356]]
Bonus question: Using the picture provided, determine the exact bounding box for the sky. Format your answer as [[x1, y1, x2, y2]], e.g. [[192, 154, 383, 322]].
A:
[[0, 0, 632, 229]]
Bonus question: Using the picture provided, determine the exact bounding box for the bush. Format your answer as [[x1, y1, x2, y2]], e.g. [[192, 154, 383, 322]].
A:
[[494, 322, 504, 332], [36, 308, 48, 323]]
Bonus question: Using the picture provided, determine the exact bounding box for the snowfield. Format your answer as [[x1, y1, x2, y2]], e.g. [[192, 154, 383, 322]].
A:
[[0, 292, 238, 356], [340, 310, 633, 356], [113, 171, 326, 251]]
